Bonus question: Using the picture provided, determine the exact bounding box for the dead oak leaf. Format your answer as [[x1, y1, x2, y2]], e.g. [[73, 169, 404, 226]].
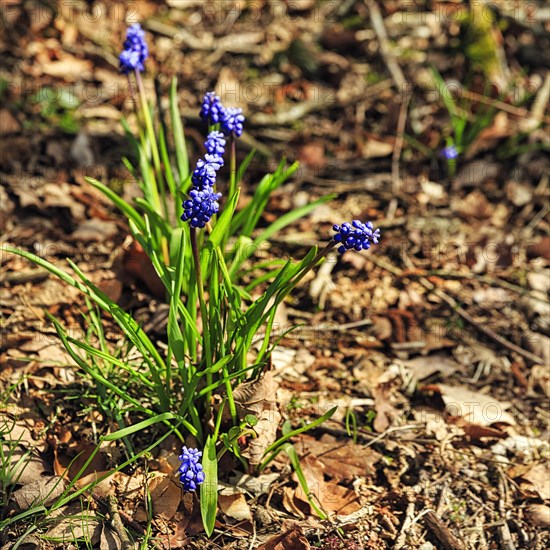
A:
[[233, 370, 282, 465], [293, 434, 381, 481], [257, 524, 310, 550], [13, 476, 66, 511], [434, 383, 516, 426], [292, 455, 361, 516], [148, 474, 182, 521], [508, 462, 550, 501], [218, 492, 252, 522]]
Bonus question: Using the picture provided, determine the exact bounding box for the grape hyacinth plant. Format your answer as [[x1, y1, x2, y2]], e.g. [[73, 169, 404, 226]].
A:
[[1, 25, 380, 537]]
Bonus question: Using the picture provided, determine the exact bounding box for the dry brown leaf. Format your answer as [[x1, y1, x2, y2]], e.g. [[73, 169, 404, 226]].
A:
[[455, 190, 494, 221], [435, 384, 516, 426], [282, 485, 307, 518], [525, 504, 550, 528], [402, 354, 461, 382], [71, 219, 119, 242], [98, 524, 123, 550], [509, 462, 550, 501], [233, 370, 281, 465], [292, 455, 361, 516], [122, 238, 165, 298], [527, 237, 550, 261], [231, 472, 280, 497], [362, 137, 393, 158], [0, 109, 21, 135], [218, 493, 252, 521], [297, 142, 326, 169], [450, 418, 507, 440], [13, 476, 66, 511], [5, 448, 50, 485], [372, 316, 393, 341], [149, 474, 182, 521], [54, 441, 107, 480], [257, 524, 310, 550], [466, 112, 513, 157], [293, 434, 380, 481], [39, 55, 93, 79]]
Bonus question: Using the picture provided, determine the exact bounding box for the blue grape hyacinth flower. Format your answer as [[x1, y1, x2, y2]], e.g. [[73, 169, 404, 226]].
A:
[[200, 92, 226, 123], [119, 23, 149, 74], [332, 220, 381, 254], [178, 446, 205, 492], [441, 145, 459, 160], [191, 154, 224, 188], [204, 130, 226, 156], [221, 107, 245, 137], [181, 187, 222, 229]]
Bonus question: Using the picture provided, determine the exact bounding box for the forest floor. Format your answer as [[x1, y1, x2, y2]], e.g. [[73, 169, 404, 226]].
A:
[[1, 1, 549, 549]]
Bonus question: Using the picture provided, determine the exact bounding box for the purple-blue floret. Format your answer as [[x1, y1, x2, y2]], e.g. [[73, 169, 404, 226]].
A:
[[119, 23, 149, 74], [332, 220, 381, 254], [204, 130, 226, 156], [178, 446, 205, 492], [181, 188, 222, 228], [191, 154, 224, 188], [221, 107, 245, 137], [200, 92, 226, 123], [441, 145, 459, 160]]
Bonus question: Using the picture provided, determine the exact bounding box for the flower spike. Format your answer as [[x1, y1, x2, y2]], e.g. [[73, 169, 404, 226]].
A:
[[200, 92, 226, 124], [332, 220, 381, 254], [181, 187, 222, 229], [221, 107, 245, 137], [119, 23, 149, 74], [204, 130, 226, 156], [178, 446, 205, 492], [191, 154, 224, 188]]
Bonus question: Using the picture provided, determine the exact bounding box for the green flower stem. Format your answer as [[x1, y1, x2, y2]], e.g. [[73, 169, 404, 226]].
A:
[[229, 133, 236, 200], [213, 244, 238, 425], [447, 158, 457, 179], [135, 70, 163, 211], [126, 75, 139, 119], [135, 70, 170, 265], [190, 228, 213, 419]]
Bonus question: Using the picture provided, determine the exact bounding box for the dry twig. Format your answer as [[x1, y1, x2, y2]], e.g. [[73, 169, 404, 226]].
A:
[[424, 510, 465, 550]]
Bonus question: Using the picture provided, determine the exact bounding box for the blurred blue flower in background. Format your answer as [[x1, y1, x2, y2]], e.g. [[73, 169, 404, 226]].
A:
[[119, 23, 148, 74]]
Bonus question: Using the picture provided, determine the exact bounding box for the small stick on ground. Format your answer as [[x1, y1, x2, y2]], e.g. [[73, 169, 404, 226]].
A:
[[394, 497, 416, 549], [496, 467, 517, 550], [365, 0, 407, 89], [424, 510, 465, 550], [108, 495, 134, 550]]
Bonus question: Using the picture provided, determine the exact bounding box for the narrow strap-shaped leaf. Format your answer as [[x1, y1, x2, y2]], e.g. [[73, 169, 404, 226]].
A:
[[170, 77, 189, 184], [200, 436, 218, 537], [85, 177, 145, 233]]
